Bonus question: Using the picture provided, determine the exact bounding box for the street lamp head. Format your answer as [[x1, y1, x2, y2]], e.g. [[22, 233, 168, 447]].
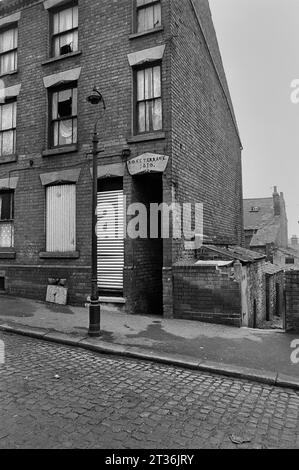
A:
[[87, 87, 105, 108]]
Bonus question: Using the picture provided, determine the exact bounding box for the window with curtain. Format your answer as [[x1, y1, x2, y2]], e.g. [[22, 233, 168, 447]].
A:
[[136, 0, 161, 33], [52, 4, 78, 57], [0, 191, 14, 248], [0, 99, 17, 156], [46, 184, 76, 253], [136, 64, 162, 133], [0, 26, 18, 75], [50, 84, 77, 147]]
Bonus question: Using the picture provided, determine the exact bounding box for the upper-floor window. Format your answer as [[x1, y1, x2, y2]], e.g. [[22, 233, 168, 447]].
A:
[[136, 0, 161, 33], [135, 64, 162, 134], [0, 190, 14, 248], [0, 99, 17, 156], [49, 83, 77, 147], [286, 257, 295, 265], [51, 4, 78, 57], [0, 26, 18, 75]]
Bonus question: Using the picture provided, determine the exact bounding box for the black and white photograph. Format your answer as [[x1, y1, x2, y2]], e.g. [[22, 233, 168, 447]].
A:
[[0, 0, 298, 454]]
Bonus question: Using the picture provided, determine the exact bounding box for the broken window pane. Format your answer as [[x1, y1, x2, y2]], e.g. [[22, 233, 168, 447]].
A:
[[58, 89, 72, 118], [51, 86, 77, 147], [52, 5, 79, 57], [0, 192, 12, 220]]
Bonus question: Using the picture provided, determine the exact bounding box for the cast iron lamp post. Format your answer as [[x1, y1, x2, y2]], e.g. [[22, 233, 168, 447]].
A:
[[86, 87, 106, 337]]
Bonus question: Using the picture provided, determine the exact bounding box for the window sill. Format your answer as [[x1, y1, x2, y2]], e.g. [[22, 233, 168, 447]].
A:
[[0, 70, 18, 79], [0, 250, 16, 259], [41, 50, 82, 66], [127, 132, 165, 144], [0, 154, 17, 164], [129, 26, 164, 40], [42, 145, 78, 157], [39, 251, 80, 259]]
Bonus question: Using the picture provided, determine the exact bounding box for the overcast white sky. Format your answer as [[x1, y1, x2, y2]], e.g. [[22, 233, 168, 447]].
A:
[[209, 0, 299, 238]]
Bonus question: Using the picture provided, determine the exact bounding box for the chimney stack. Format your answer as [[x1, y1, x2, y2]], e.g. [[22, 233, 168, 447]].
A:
[[273, 186, 280, 216], [291, 235, 298, 246]]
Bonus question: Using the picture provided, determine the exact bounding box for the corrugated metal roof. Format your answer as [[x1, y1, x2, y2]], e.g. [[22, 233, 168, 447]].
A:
[[195, 260, 234, 267], [203, 245, 266, 263]]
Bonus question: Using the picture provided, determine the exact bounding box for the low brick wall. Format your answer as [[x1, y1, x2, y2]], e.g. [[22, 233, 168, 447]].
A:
[[285, 271, 299, 331], [173, 264, 242, 327], [0, 266, 90, 306]]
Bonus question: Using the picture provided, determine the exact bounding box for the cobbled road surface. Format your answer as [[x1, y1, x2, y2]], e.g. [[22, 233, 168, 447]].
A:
[[0, 332, 298, 449]]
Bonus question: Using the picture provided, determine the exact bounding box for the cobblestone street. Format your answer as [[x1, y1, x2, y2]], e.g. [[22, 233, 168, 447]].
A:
[[0, 332, 298, 449]]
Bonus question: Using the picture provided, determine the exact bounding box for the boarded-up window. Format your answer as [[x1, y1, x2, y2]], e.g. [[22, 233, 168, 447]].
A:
[[0, 190, 14, 248], [136, 0, 161, 33], [136, 64, 162, 133], [0, 26, 18, 75], [46, 184, 76, 252]]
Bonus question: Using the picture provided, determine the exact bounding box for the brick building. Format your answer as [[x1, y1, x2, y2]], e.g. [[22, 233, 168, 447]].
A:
[[243, 187, 288, 257], [0, 0, 243, 319]]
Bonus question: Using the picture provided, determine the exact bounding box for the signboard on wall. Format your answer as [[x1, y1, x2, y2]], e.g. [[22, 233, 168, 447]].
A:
[[127, 153, 169, 176]]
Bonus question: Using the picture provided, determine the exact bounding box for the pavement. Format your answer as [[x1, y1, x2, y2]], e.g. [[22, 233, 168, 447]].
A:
[[0, 294, 299, 390]]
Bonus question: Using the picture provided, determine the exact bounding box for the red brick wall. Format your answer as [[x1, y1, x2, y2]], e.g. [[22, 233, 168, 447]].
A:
[[0, 0, 244, 315], [0, 0, 172, 308], [125, 174, 163, 316], [266, 272, 284, 321], [173, 263, 242, 326], [170, 0, 243, 261], [245, 261, 266, 327], [0, 265, 90, 305], [285, 271, 299, 332]]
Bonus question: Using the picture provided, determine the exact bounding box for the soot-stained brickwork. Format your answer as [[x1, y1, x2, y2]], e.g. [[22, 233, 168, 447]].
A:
[[0, 0, 243, 319]]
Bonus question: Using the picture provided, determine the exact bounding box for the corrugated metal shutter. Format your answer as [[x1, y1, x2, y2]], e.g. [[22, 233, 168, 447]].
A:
[[97, 189, 124, 292], [46, 184, 76, 252]]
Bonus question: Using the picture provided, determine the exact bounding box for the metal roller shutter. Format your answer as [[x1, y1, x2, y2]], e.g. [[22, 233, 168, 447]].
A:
[[97, 189, 124, 292]]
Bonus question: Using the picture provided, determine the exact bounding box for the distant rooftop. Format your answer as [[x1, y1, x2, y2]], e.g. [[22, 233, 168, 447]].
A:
[[243, 188, 287, 248], [244, 197, 275, 231]]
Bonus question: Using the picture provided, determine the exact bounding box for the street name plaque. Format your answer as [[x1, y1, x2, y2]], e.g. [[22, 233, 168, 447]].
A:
[[127, 153, 169, 176]]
